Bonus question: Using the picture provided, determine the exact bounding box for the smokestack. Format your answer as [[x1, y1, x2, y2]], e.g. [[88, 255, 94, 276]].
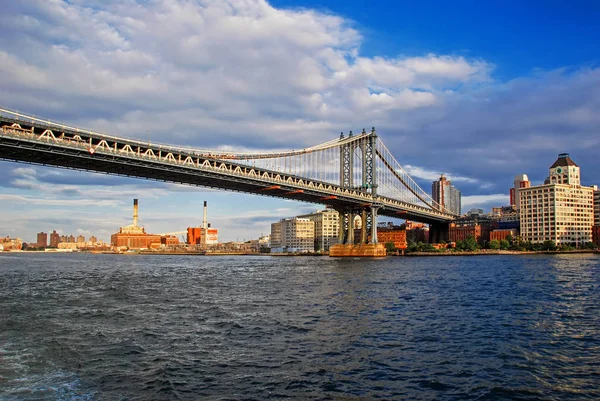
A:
[[203, 201, 208, 230], [133, 199, 139, 227]]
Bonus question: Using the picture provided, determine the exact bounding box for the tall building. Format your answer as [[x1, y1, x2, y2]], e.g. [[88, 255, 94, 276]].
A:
[[76, 235, 85, 243], [594, 186, 600, 226], [270, 217, 314, 252], [510, 174, 531, 210], [519, 153, 594, 245], [36, 232, 48, 247], [49, 230, 60, 247], [297, 208, 339, 251], [432, 174, 461, 215]]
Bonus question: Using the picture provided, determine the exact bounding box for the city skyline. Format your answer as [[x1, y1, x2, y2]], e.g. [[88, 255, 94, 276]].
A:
[[1, 1, 600, 242]]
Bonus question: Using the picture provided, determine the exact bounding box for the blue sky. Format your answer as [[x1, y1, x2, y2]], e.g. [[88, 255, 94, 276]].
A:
[[1, 0, 600, 243]]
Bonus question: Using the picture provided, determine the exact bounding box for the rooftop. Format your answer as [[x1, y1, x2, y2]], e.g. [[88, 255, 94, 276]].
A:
[[550, 153, 578, 168]]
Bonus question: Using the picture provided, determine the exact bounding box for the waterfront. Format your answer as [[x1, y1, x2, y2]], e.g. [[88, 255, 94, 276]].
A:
[[1, 253, 599, 400]]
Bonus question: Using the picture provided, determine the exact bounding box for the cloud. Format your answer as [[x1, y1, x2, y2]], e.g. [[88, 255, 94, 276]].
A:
[[403, 165, 479, 184], [461, 194, 510, 210], [0, 0, 492, 150]]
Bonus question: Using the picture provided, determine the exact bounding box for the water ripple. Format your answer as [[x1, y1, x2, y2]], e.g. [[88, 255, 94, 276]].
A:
[[1, 253, 599, 400]]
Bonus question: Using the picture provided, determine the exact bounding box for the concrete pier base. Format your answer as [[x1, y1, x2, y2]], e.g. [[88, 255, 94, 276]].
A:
[[329, 243, 387, 258]]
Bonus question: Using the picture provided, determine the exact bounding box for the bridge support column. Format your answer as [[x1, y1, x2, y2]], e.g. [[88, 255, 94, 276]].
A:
[[338, 210, 346, 244], [347, 211, 355, 245], [429, 222, 450, 244], [360, 209, 368, 244], [370, 206, 379, 244]]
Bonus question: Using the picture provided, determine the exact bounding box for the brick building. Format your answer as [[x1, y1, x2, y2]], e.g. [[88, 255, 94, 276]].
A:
[[377, 225, 407, 250]]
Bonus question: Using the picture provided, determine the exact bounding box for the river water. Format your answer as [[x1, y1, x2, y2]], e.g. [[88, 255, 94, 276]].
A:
[[0, 253, 599, 400]]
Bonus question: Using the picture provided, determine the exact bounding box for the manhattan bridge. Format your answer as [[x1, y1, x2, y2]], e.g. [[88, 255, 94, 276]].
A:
[[0, 108, 457, 245]]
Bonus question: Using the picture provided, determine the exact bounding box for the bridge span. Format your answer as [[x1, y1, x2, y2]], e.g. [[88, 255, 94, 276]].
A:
[[0, 108, 456, 245]]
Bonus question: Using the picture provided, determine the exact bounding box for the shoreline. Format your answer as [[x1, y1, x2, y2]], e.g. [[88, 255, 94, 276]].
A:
[[403, 249, 600, 257]]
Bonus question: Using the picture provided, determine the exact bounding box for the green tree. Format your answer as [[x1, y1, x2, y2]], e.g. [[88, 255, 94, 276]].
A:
[[542, 240, 557, 251], [500, 239, 510, 250], [463, 235, 478, 251], [488, 239, 500, 250], [385, 242, 396, 252]]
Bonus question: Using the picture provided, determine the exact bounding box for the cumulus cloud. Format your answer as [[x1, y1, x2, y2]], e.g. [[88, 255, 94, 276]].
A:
[[0, 0, 492, 148]]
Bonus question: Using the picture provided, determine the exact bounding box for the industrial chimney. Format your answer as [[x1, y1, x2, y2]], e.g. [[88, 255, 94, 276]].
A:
[[133, 199, 139, 227], [203, 201, 208, 230]]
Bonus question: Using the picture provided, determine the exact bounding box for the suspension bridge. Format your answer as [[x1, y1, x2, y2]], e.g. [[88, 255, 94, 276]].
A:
[[0, 107, 456, 251]]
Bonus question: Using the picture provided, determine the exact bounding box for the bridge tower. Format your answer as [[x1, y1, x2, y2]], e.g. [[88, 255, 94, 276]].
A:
[[331, 128, 385, 257]]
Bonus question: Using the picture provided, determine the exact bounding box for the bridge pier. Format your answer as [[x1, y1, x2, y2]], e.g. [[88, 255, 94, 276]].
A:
[[330, 205, 385, 257], [429, 222, 450, 244]]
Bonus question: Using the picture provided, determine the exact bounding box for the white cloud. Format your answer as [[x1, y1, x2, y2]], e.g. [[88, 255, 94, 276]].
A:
[[404, 165, 479, 185], [461, 194, 509, 209], [0, 0, 492, 149]]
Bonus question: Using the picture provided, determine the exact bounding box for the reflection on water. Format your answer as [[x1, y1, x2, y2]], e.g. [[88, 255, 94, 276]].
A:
[[0, 253, 599, 400]]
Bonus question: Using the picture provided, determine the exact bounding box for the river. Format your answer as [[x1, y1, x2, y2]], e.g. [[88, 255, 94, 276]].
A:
[[1, 253, 599, 400]]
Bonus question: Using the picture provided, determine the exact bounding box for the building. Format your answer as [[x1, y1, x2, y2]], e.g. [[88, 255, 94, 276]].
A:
[[432, 174, 461, 215], [594, 186, 600, 226], [592, 226, 600, 247], [376, 223, 407, 250], [405, 221, 428, 243], [111, 199, 167, 250], [270, 217, 314, 252], [270, 222, 282, 249], [449, 215, 494, 246], [187, 201, 218, 247], [187, 227, 218, 246], [77, 235, 85, 243], [510, 174, 531, 210], [519, 153, 594, 245], [1, 237, 23, 251], [297, 208, 339, 251], [36, 232, 48, 248], [490, 229, 518, 242], [49, 230, 60, 247]]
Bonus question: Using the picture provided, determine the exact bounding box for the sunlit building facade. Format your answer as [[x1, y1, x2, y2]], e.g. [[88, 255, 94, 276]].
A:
[[519, 153, 594, 245]]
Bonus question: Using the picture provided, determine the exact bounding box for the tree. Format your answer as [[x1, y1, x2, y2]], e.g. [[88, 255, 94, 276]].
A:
[[505, 234, 513, 244], [463, 235, 478, 251], [542, 240, 557, 251], [500, 239, 510, 250], [385, 242, 396, 252], [488, 239, 500, 250]]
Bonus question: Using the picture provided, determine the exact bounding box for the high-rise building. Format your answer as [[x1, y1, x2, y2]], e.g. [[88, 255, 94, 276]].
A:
[[36, 232, 48, 247], [510, 174, 531, 210], [270, 217, 314, 252], [76, 235, 85, 243], [49, 230, 60, 247], [432, 174, 461, 215], [593, 186, 600, 226], [297, 209, 339, 251], [270, 221, 282, 249], [519, 153, 594, 245]]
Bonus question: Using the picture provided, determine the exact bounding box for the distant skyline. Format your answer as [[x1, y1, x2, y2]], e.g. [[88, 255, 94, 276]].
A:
[[1, 0, 600, 242]]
